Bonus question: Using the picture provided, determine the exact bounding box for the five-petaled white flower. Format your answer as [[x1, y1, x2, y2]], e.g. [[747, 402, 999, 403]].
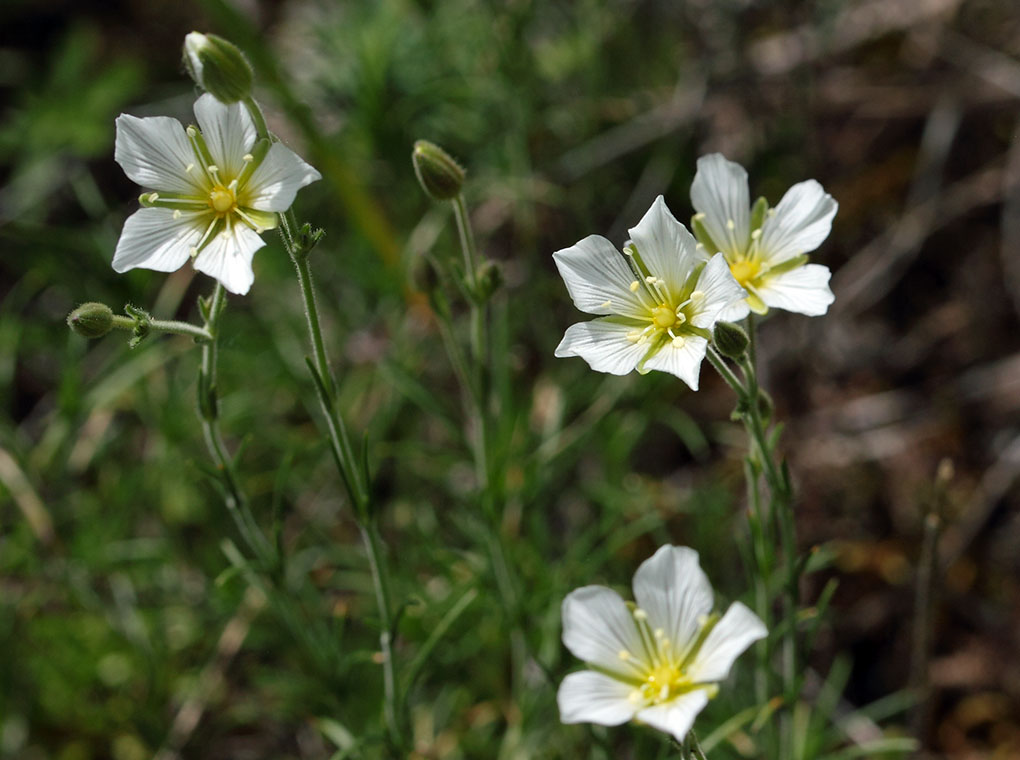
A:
[[113, 93, 321, 295], [558, 545, 766, 742], [553, 196, 746, 390], [690, 153, 837, 320]]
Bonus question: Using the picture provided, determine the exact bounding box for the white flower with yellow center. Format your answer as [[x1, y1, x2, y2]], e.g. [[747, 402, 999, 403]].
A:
[[558, 545, 766, 742], [690, 153, 837, 320], [553, 196, 747, 390], [112, 94, 321, 295]]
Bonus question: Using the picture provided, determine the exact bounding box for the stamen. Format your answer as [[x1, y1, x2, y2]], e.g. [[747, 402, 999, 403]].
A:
[[185, 163, 195, 173], [627, 330, 642, 343], [751, 229, 762, 239], [186, 126, 197, 137], [172, 210, 181, 220], [672, 336, 686, 348], [633, 608, 647, 620], [629, 280, 640, 292], [242, 153, 254, 162], [690, 290, 705, 302], [645, 276, 656, 284]]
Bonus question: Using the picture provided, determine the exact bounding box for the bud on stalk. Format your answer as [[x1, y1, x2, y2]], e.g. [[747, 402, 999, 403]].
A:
[[183, 32, 254, 104]]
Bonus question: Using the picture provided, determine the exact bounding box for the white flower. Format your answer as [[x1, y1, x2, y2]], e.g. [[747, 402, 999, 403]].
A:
[[558, 545, 766, 742], [553, 196, 747, 390], [690, 153, 837, 320], [113, 94, 321, 295]]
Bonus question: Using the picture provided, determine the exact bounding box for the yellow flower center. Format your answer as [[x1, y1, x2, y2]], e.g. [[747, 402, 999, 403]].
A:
[[209, 186, 236, 214], [729, 258, 760, 287], [652, 305, 677, 328]]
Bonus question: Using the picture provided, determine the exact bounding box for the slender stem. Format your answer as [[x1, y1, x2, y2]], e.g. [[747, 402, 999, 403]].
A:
[[196, 284, 272, 563], [243, 96, 271, 141], [360, 521, 403, 748], [110, 314, 213, 342], [448, 194, 528, 696], [258, 111, 404, 744]]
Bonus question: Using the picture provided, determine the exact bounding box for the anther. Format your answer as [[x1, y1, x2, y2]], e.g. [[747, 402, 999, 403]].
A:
[[629, 281, 640, 292], [726, 219, 735, 230], [672, 336, 686, 348], [618, 650, 631, 661], [645, 276, 657, 284], [189, 247, 198, 258], [207, 165, 218, 173], [690, 290, 705, 302], [627, 331, 642, 343], [172, 210, 181, 220], [243, 153, 254, 162], [751, 229, 762, 239], [633, 608, 648, 620], [600, 299, 612, 308], [185, 163, 195, 173], [693, 212, 705, 220], [186, 126, 197, 137]]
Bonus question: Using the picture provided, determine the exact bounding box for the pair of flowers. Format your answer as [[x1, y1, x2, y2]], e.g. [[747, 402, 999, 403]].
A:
[[554, 154, 837, 389]]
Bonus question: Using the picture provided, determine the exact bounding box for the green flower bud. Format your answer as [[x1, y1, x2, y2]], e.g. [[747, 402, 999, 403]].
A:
[[67, 302, 115, 339], [713, 320, 749, 360], [474, 260, 503, 302], [183, 32, 253, 104], [412, 140, 465, 201]]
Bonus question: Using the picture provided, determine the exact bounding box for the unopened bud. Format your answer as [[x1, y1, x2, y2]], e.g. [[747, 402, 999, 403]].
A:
[[183, 32, 253, 104], [67, 302, 115, 339], [713, 320, 749, 359], [475, 261, 503, 301], [412, 140, 465, 201]]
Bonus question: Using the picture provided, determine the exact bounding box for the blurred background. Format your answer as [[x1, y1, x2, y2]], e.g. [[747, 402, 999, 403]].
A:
[[2, 0, 1019, 758]]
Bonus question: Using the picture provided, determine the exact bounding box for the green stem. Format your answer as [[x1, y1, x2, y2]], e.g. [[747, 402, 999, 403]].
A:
[[110, 313, 214, 342], [243, 96, 271, 141], [196, 284, 272, 564], [360, 521, 403, 748]]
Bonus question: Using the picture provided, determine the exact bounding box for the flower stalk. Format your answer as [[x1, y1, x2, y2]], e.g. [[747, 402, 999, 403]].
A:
[[242, 96, 406, 750]]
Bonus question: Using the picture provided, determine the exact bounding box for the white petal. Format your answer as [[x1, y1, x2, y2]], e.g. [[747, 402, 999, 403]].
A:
[[193, 93, 257, 179], [639, 335, 707, 391], [558, 671, 639, 726], [631, 546, 714, 657], [115, 114, 201, 195], [690, 153, 750, 257], [192, 222, 266, 295], [759, 180, 837, 264], [561, 585, 646, 675], [553, 235, 652, 318], [554, 319, 649, 376], [112, 208, 206, 274], [244, 142, 322, 212], [716, 298, 752, 322], [759, 263, 834, 316], [635, 690, 710, 742], [690, 253, 747, 329], [626, 196, 703, 292], [686, 601, 766, 684]]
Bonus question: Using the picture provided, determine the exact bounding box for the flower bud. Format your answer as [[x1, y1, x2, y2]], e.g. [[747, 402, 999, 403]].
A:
[[67, 302, 114, 339], [183, 32, 253, 104], [474, 260, 503, 302], [412, 140, 465, 201], [713, 320, 749, 359]]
